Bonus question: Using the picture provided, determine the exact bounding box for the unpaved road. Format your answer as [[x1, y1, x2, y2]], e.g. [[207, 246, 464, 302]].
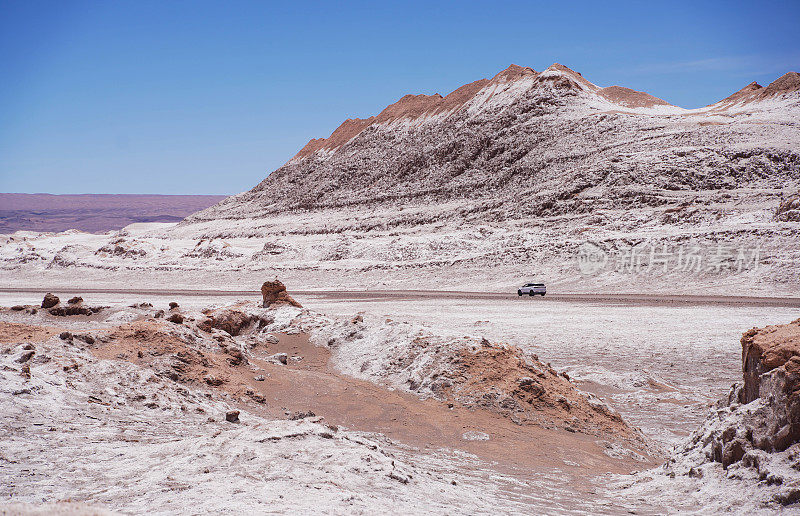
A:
[[1, 288, 799, 307]]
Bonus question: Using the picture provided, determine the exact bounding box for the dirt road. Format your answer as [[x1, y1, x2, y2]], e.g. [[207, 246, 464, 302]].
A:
[[1, 287, 799, 307]]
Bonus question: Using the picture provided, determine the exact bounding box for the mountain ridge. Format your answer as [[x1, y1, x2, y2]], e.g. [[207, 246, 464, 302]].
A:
[[290, 64, 798, 162]]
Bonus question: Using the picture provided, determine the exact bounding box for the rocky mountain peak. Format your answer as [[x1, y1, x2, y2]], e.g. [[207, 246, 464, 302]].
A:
[[490, 64, 537, 83], [764, 71, 800, 96], [535, 62, 599, 92], [712, 72, 799, 108]]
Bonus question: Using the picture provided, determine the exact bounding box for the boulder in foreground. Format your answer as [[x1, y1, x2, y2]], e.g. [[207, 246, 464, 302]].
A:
[[41, 293, 59, 309], [261, 280, 301, 308], [739, 319, 800, 451]]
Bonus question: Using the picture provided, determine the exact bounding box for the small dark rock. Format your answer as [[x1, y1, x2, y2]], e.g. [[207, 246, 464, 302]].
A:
[[167, 313, 184, 324], [225, 348, 246, 366], [20, 363, 30, 379], [76, 334, 95, 345], [774, 488, 800, 506], [10, 305, 25, 311], [41, 293, 59, 309], [248, 392, 266, 404], [22, 343, 34, 350], [288, 410, 315, 420], [225, 410, 240, 423], [722, 439, 747, 469], [31, 354, 50, 364], [16, 350, 35, 363], [154, 310, 165, 318], [773, 424, 795, 452], [67, 296, 83, 305], [59, 332, 73, 341], [169, 302, 179, 310], [49, 305, 94, 316]]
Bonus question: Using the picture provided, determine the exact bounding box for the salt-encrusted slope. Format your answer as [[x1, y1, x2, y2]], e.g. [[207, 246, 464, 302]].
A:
[[182, 63, 799, 228]]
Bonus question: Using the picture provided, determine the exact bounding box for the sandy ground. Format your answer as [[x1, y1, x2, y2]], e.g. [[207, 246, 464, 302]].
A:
[[2, 289, 796, 448], [2, 288, 798, 513], [0, 297, 662, 514], [291, 292, 800, 449]]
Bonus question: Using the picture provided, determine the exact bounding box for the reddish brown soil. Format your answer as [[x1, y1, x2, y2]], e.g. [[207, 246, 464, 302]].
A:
[[4, 315, 657, 492], [443, 342, 639, 440], [84, 320, 655, 479], [294, 72, 503, 160], [0, 322, 60, 344], [709, 72, 800, 109], [294, 117, 378, 159], [490, 64, 537, 83], [716, 81, 763, 106], [598, 86, 671, 108]]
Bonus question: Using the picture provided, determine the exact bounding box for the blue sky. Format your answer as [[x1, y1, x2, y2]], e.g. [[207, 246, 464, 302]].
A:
[[1, 1, 798, 195]]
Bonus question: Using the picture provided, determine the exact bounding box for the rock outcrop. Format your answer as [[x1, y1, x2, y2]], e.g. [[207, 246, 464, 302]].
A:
[[199, 308, 260, 336], [436, 339, 632, 437], [261, 280, 301, 308], [316, 313, 645, 445], [739, 319, 800, 451], [685, 319, 800, 470], [635, 319, 800, 508], [776, 193, 800, 222], [41, 293, 59, 309]]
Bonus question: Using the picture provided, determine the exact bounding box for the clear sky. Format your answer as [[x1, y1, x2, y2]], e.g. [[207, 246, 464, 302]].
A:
[[1, 1, 798, 195]]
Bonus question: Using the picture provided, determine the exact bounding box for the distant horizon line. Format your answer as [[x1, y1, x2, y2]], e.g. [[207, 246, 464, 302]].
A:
[[0, 192, 233, 197]]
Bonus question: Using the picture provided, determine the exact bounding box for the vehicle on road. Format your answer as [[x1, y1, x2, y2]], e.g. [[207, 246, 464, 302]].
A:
[[518, 283, 546, 296]]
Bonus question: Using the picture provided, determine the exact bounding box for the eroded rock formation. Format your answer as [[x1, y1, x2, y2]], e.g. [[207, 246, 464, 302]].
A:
[[638, 318, 800, 508], [198, 306, 273, 336], [739, 319, 800, 451], [41, 293, 59, 309], [261, 280, 301, 308]]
